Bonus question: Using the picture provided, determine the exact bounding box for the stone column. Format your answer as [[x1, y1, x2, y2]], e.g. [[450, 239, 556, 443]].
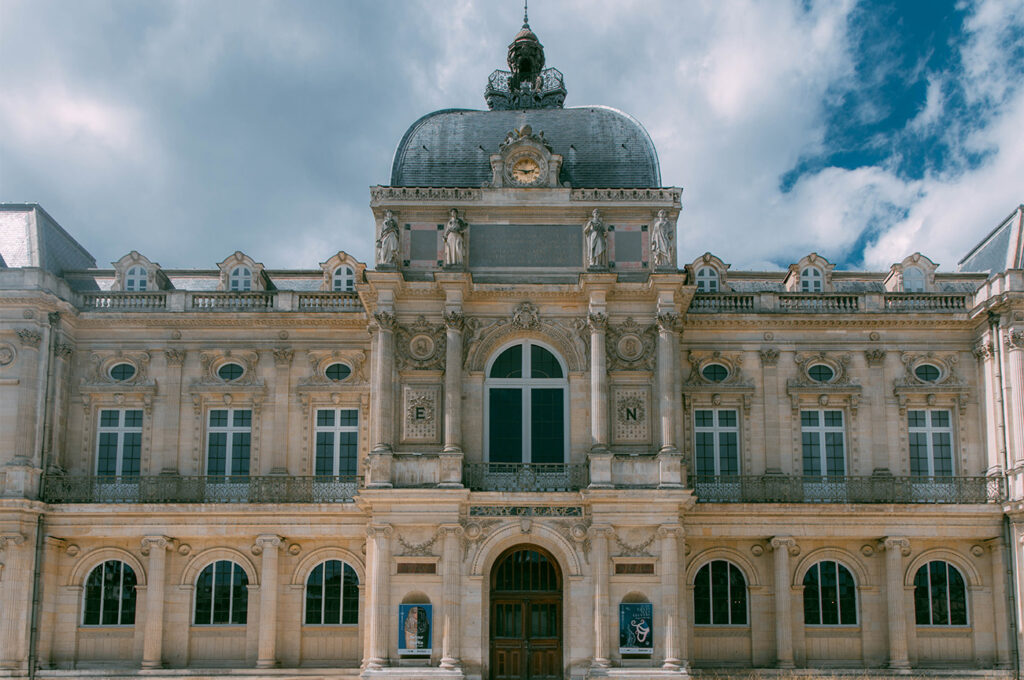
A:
[[770, 537, 798, 668], [369, 313, 396, 487], [141, 536, 172, 669], [439, 524, 463, 669], [660, 525, 683, 670], [656, 313, 683, 488], [975, 340, 1003, 475], [365, 524, 393, 669], [443, 311, 464, 454], [591, 526, 611, 668], [1006, 330, 1024, 471], [988, 538, 1012, 668], [255, 535, 284, 668], [0, 533, 28, 670], [589, 312, 609, 452], [882, 537, 910, 669]]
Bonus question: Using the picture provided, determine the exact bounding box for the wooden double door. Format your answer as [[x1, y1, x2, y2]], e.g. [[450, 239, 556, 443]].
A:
[[490, 547, 562, 680]]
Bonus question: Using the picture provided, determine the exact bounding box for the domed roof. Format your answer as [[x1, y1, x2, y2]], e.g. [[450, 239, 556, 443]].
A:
[[390, 106, 662, 188]]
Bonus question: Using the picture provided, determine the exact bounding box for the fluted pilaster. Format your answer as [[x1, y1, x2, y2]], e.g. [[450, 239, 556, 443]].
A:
[[141, 536, 172, 669], [770, 537, 798, 668], [255, 535, 284, 668], [439, 524, 463, 669], [882, 537, 910, 669]]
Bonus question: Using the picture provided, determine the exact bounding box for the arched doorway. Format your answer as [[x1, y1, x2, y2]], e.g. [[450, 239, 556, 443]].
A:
[[490, 545, 562, 680]]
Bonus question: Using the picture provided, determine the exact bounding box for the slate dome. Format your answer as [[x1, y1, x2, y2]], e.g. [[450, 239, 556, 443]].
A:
[[390, 107, 662, 189]]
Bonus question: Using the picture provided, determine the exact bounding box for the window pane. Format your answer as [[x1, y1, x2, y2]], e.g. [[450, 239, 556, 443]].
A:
[[711, 560, 729, 624], [531, 345, 562, 378], [930, 561, 949, 625], [490, 345, 522, 378], [948, 565, 967, 625], [718, 410, 737, 427], [932, 410, 950, 428], [97, 433, 119, 476], [195, 565, 214, 625], [531, 389, 564, 463], [323, 560, 342, 625], [819, 561, 839, 625], [825, 432, 845, 475], [489, 389, 522, 462], [694, 564, 710, 625], [908, 410, 927, 428], [233, 410, 251, 427], [802, 432, 821, 476], [914, 566, 931, 624], [695, 432, 715, 476], [207, 433, 226, 476], [909, 432, 929, 476], [719, 432, 739, 475], [121, 565, 137, 625], [101, 561, 121, 625], [729, 563, 747, 625], [231, 432, 250, 476], [342, 564, 359, 624], [315, 432, 335, 476], [823, 411, 843, 427], [932, 433, 953, 476], [100, 410, 120, 427], [339, 432, 358, 476], [339, 409, 358, 427], [306, 564, 324, 624], [231, 564, 248, 624], [124, 410, 143, 428], [694, 410, 713, 427], [317, 409, 335, 427], [838, 564, 857, 625], [121, 433, 141, 476], [209, 410, 228, 427], [803, 564, 821, 625], [213, 562, 231, 624], [801, 411, 818, 427], [84, 566, 104, 625]]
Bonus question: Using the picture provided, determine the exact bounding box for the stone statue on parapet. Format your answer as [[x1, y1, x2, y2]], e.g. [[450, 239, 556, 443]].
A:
[[376, 210, 400, 267], [443, 208, 467, 267], [651, 209, 673, 268], [584, 208, 608, 269]]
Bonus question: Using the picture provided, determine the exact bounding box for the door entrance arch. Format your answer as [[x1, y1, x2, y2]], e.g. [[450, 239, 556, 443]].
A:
[[490, 545, 563, 680]]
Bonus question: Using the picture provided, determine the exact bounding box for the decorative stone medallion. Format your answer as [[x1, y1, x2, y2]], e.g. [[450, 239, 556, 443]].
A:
[[616, 334, 644, 362], [0, 343, 15, 367], [408, 334, 436, 362]]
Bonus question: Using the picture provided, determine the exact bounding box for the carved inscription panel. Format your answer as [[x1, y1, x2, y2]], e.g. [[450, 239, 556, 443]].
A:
[[402, 384, 440, 443], [613, 387, 650, 444]]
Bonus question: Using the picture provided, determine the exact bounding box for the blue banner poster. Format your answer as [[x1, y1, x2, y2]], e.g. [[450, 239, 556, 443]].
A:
[[619, 603, 654, 654], [398, 604, 432, 655]]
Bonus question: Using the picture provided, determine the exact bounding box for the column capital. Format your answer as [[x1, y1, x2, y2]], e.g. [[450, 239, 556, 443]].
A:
[[770, 536, 800, 555], [656, 312, 680, 334], [1006, 329, 1024, 350], [657, 524, 684, 539], [983, 536, 1006, 552], [140, 535, 174, 555], [16, 328, 42, 349], [882, 536, 911, 556], [589, 524, 613, 539], [373, 311, 397, 332], [587, 312, 608, 332], [367, 523, 393, 539], [252, 534, 284, 554], [439, 523, 464, 537], [0, 533, 27, 551], [443, 310, 465, 331]]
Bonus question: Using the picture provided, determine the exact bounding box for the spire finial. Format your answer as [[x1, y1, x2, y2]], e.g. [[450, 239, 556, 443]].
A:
[[523, 0, 529, 27]]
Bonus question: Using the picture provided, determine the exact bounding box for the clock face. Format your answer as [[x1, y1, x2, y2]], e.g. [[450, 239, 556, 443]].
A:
[[510, 157, 542, 185]]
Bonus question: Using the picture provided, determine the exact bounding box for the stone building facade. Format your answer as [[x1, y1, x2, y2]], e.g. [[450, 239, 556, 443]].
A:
[[1, 16, 1023, 680]]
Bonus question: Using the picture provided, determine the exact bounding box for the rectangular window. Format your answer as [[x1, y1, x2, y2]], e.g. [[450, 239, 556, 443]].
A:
[[314, 408, 359, 476], [489, 389, 523, 463], [908, 410, 954, 476], [206, 409, 251, 479], [801, 410, 845, 477], [95, 409, 143, 476], [694, 409, 739, 476], [530, 388, 564, 463]]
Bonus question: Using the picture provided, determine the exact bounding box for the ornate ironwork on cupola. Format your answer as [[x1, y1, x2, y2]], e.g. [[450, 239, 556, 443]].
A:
[[484, 3, 567, 111]]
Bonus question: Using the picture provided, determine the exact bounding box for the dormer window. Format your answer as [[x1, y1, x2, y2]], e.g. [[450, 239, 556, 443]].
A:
[[903, 266, 925, 292], [801, 267, 823, 292], [125, 266, 147, 292], [696, 267, 719, 293], [229, 267, 252, 292], [333, 266, 355, 292]]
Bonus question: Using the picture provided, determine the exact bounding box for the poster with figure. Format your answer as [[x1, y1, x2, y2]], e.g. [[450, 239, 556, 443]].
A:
[[619, 603, 653, 654], [398, 604, 432, 655]]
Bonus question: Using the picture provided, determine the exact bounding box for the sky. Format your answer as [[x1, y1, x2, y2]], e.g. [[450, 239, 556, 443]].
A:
[[1, 0, 1022, 273]]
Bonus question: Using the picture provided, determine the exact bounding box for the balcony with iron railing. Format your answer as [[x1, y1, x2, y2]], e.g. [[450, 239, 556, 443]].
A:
[[690, 474, 1004, 504], [77, 290, 362, 312], [39, 474, 361, 504], [463, 463, 588, 492], [689, 291, 971, 314]]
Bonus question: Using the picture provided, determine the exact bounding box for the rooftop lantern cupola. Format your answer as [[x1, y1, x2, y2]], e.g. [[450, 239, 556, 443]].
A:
[[485, 3, 567, 111]]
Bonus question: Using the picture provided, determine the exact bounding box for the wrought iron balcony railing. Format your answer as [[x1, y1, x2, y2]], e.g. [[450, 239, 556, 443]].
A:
[[40, 474, 361, 504], [690, 474, 1005, 504], [464, 463, 587, 492]]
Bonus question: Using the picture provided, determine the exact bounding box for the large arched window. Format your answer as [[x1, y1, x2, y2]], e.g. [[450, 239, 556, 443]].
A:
[[485, 341, 568, 463], [229, 267, 252, 292], [694, 560, 747, 625], [83, 560, 137, 626], [902, 266, 925, 292], [305, 559, 359, 625], [696, 266, 719, 293], [800, 267, 823, 292], [803, 560, 857, 625], [125, 266, 147, 292], [914, 560, 967, 626], [332, 266, 355, 292], [194, 560, 248, 625]]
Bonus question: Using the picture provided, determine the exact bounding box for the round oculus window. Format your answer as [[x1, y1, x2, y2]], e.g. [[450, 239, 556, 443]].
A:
[[914, 364, 941, 383], [217, 362, 244, 382], [325, 363, 352, 381], [807, 364, 835, 383], [109, 362, 136, 381], [701, 363, 729, 382]]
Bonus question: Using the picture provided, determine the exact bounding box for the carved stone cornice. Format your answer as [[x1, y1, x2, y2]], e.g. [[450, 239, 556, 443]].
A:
[[570, 188, 681, 203], [395, 315, 446, 371], [370, 186, 483, 203], [16, 328, 41, 348], [605, 317, 656, 371], [769, 536, 800, 556]]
